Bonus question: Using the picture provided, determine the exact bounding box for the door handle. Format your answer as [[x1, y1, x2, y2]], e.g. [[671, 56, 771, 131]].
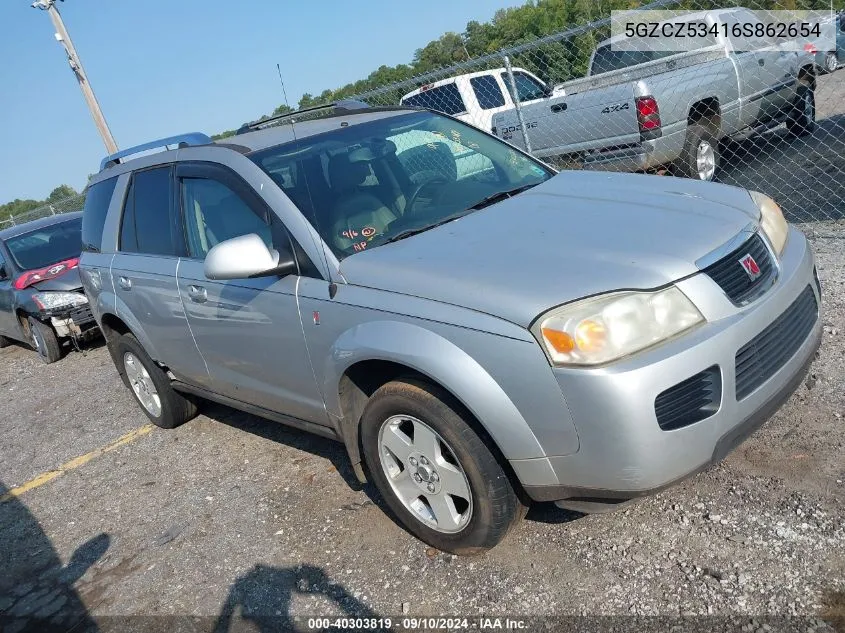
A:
[[188, 285, 207, 303], [758, 58, 765, 66], [118, 276, 132, 291], [551, 102, 567, 113]]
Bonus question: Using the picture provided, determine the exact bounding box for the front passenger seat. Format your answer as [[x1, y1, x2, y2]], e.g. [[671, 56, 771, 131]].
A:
[[328, 154, 396, 253]]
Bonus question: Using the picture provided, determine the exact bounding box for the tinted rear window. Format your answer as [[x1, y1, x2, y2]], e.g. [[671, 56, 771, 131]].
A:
[[81, 177, 118, 252], [401, 83, 467, 115], [120, 167, 178, 256], [470, 75, 506, 110]]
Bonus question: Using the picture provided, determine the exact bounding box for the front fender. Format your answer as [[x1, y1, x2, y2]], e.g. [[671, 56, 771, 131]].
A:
[[323, 320, 548, 463]]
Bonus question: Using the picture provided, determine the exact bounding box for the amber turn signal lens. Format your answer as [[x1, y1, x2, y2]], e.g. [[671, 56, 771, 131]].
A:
[[541, 328, 575, 354]]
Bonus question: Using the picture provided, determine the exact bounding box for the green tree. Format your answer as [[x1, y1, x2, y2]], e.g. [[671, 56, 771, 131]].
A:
[[46, 184, 77, 203]]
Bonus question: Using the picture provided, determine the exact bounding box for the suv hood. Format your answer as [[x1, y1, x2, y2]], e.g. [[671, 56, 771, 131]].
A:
[[339, 171, 759, 327]]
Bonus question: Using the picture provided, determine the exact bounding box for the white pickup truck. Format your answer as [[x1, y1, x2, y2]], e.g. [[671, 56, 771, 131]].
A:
[[491, 7, 817, 181], [399, 67, 565, 133]]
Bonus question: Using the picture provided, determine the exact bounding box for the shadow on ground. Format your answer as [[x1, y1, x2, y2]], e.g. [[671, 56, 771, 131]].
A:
[[212, 564, 389, 633], [0, 481, 107, 633]]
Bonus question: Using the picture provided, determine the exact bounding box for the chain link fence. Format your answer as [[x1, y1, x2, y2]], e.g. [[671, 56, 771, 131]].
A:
[[0, 192, 86, 230], [337, 1, 845, 224]]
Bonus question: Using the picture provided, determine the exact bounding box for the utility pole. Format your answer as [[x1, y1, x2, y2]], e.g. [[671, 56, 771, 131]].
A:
[[32, 0, 118, 153]]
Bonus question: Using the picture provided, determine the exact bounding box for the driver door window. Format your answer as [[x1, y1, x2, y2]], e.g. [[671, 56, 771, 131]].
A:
[[180, 177, 273, 259]]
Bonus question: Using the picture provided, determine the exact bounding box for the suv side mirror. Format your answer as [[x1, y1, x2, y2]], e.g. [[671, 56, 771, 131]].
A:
[[204, 233, 296, 280]]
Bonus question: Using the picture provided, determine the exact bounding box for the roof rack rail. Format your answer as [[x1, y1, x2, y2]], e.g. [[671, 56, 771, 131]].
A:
[[236, 100, 370, 134], [99, 132, 212, 170]]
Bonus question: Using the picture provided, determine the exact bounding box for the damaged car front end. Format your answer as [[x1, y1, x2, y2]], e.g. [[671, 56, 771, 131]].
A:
[[0, 213, 100, 363]]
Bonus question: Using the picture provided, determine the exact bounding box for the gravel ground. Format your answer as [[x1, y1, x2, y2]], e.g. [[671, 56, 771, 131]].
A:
[[0, 222, 843, 633]]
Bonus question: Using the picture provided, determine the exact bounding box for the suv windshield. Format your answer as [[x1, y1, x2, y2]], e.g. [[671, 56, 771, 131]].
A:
[[4, 217, 82, 271], [249, 111, 553, 259]]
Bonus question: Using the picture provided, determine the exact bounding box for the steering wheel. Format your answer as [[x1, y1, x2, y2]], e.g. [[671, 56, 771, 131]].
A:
[[405, 175, 449, 215]]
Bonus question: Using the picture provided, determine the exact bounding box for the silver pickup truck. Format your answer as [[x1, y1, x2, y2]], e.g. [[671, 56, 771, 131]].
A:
[[492, 7, 817, 181]]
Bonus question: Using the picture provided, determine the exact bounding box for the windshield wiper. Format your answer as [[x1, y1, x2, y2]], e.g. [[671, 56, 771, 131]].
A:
[[467, 183, 540, 211], [382, 211, 470, 245]]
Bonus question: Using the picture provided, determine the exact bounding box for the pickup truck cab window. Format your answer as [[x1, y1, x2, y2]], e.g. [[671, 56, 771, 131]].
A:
[[401, 83, 467, 116], [590, 44, 675, 75], [470, 75, 506, 110], [249, 111, 552, 259], [501, 71, 548, 102]]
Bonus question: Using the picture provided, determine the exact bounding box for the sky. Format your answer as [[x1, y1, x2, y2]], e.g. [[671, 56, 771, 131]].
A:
[[0, 0, 521, 203]]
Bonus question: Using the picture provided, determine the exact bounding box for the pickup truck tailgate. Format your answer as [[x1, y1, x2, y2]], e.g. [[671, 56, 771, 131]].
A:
[[493, 82, 640, 157]]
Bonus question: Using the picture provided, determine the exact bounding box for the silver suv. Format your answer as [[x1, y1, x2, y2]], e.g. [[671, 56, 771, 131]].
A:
[[80, 103, 821, 554]]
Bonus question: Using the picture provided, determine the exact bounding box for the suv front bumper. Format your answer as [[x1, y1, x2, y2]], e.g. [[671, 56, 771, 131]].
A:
[[511, 227, 821, 511]]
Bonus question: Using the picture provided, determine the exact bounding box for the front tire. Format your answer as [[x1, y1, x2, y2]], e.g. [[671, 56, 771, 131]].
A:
[[113, 333, 197, 428], [360, 378, 525, 555], [28, 317, 62, 364], [824, 52, 838, 74], [674, 123, 719, 181], [0, 335, 10, 349], [786, 86, 815, 137]]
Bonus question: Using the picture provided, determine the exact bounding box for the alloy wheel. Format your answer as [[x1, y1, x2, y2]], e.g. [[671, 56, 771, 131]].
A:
[[123, 352, 162, 417], [696, 140, 716, 181], [378, 414, 473, 533]]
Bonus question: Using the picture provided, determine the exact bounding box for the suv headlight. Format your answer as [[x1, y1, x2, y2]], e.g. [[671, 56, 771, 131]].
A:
[[32, 292, 88, 311], [750, 191, 788, 257], [531, 286, 704, 367]]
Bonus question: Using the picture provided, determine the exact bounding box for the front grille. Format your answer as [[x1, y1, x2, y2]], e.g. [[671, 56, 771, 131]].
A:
[[702, 234, 775, 305], [655, 366, 721, 431], [735, 286, 818, 400]]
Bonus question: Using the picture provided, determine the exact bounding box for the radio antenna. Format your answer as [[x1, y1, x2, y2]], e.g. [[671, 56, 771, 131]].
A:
[[276, 63, 334, 294]]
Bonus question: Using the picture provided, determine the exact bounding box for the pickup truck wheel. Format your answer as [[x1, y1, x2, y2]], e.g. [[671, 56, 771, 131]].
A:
[[114, 333, 197, 428], [675, 123, 719, 181], [786, 86, 816, 137], [360, 378, 525, 555], [824, 52, 838, 73], [28, 317, 62, 364]]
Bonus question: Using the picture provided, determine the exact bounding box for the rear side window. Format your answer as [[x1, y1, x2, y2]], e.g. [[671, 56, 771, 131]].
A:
[[81, 177, 118, 253], [470, 75, 506, 110], [120, 167, 180, 256], [402, 83, 467, 115]]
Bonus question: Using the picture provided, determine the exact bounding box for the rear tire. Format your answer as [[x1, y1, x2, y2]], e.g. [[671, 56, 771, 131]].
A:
[[824, 52, 838, 74], [113, 333, 197, 429], [28, 317, 62, 364], [786, 86, 815, 137], [674, 123, 719, 181], [360, 378, 525, 555]]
